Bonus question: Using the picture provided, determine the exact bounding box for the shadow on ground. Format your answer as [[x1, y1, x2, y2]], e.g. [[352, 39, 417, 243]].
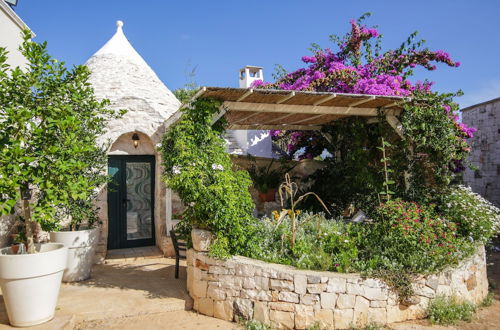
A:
[[0, 258, 191, 328], [73, 261, 188, 300]]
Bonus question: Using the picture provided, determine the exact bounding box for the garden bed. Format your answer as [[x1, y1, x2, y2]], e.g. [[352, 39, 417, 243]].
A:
[[187, 245, 488, 329]]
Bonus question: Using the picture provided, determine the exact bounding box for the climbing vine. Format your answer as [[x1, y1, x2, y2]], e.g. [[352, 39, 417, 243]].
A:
[[160, 98, 256, 257]]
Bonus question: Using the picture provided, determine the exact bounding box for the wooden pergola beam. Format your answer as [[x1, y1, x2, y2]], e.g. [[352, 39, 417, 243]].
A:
[[276, 91, 296, 104], [313, 94, 337, 106], [266, 113, 298, 124], [347, 96, 376, 107], [236, 89, 254, 102], [229, 124, 322, 130], [232, 111, 262, 124], [288, 114, 325, 125], [222, 101, 380, 116], [386, 114, 404, 139], [211, 104, 227, 124]]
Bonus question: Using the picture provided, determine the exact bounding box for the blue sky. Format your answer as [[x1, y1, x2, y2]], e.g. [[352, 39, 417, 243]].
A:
[[13, 0, 500, 108]]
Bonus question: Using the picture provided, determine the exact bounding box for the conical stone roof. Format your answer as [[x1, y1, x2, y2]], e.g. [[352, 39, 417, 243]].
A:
[[85, 21, 180, 145]]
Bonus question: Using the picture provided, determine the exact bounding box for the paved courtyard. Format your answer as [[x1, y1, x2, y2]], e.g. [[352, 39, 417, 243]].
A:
[[0, 248, 235, 330], [1, 246, 499, 329]]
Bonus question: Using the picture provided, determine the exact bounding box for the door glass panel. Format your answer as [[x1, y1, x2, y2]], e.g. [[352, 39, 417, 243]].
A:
[[125, 162, 152, 240]]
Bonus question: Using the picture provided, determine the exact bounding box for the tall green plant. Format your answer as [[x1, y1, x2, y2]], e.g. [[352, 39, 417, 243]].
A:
[[0, 31, 120, 251], [160, 97, 256, 257], [378, 137, 395, 201]]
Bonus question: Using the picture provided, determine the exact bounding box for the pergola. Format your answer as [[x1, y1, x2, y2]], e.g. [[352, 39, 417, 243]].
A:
[[166, 87, 408, 137]]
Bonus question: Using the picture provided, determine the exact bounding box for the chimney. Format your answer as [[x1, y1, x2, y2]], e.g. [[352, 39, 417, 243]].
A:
[[239, 65, 263, 88]]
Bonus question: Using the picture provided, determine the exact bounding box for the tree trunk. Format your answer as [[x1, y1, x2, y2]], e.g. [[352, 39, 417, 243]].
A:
[[22, 199, 36, 254]]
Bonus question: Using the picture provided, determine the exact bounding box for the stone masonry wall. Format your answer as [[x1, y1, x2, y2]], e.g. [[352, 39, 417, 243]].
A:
[[462, 98, 500, 207], [187, 247, 488, 329]]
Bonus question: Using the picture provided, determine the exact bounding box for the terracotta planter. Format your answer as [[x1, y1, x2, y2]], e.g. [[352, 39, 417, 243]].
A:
[[191, 229, 214, 252], [258, 188, 277, 202], [0, 243, 68, 327], [50, 227, 99, 282], [10, 243, 26, 254]]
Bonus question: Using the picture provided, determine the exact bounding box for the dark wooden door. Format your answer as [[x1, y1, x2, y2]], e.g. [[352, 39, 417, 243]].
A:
[[107, 155, 155, 249]]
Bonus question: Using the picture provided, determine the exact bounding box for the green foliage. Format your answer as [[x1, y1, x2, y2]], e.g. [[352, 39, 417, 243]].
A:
[[244, 319, 272, 330], [160, 97, 256, 257], [427, 296, 476, 325], [246, 156, 294, 193], [208, 235, 231, 260], [480, 292, 494, 308], [368, 269, 415, 303], [306, 323, 322, 330], [363, 199, 475, 273], [349, 322, 382, 330], [377, 137, 395, 201], [0, 31, 120, 235], [400, 90, 469, 200], [306, 118, 390, 217], [247, 212, 364, 272], [437, 185, 500, 244]]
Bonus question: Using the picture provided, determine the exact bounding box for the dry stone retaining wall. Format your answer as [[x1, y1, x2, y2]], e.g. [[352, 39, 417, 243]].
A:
[[187, 246, 488, 329]]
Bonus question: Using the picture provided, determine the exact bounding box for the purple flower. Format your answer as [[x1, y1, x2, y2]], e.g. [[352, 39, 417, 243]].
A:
[[301, 56, 317, 63], [250, 79, 264, 88]]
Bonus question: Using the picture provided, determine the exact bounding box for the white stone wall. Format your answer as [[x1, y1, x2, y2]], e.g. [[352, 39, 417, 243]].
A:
[[0, 3, 31, 247], [462, 99, 500, 207], [187, 247, 488, 329], [0, 2, 29, 70]]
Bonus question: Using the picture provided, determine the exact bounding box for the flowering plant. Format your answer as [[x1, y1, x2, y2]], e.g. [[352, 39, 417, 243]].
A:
[[161, 98, 255, 257], [258, 13, 474, 161], [254, 14, 476, 212], [438, 185, 500, 243], [365, 199, 474, 273]]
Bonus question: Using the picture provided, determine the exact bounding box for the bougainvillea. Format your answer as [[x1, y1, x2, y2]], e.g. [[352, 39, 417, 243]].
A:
[[253, 14, 475, 163]]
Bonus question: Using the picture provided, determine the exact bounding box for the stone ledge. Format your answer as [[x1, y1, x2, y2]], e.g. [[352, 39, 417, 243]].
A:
[[187, 246, 488, 329]]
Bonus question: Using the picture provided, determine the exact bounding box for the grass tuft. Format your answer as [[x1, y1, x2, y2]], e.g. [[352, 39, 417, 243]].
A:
[[244, 319, 272, 330], [479, 292, 494, 308], [427, 296, 476, 325]]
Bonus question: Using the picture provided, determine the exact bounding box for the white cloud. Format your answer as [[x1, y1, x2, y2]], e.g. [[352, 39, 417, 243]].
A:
[[459, 80, 500, 109]]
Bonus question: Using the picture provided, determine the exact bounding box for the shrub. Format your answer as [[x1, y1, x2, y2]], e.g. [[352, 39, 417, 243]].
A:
[[438, 185, 500, 244], [246, 212, 363, 272], [427, 296, 476, 325], [160, 98, 256, 257], [364, 199, 475, 273]]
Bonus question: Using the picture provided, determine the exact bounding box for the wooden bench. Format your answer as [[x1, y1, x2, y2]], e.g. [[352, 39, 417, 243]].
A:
[[169, 229, 187, 278]]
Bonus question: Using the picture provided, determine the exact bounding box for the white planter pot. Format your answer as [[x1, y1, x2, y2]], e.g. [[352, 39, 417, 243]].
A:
[[0, 243, 68, 327], [191, 228, 214, 252], [50, 227, 99, 282]]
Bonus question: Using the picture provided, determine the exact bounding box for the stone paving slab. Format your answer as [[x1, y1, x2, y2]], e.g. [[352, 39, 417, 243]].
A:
[[0, 257, 190, 329]]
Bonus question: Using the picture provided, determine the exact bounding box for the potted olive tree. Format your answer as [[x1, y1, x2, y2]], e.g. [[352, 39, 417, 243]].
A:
[[0, 32, 118, 326]]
